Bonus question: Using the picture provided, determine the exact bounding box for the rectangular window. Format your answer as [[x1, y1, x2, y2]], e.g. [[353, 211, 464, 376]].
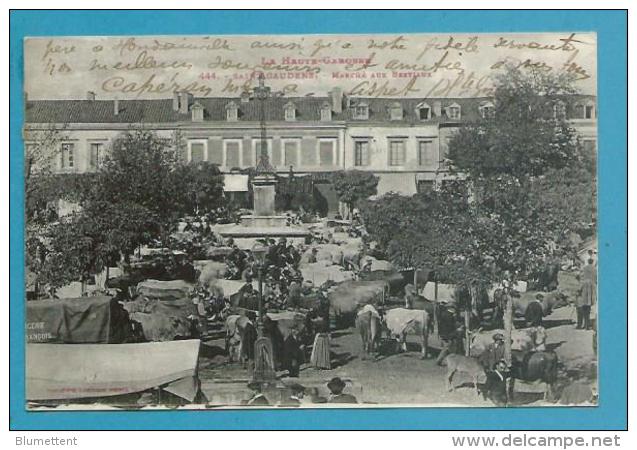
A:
[[60, 143, 74, 170], [418, 140, 434, 166], [585, 105, 594, 119], [388, 140, 406, 166], [224, 141, 241, 168], [285, 108, 296, 121], [190, 143, 205, 163], [254, 140, 273, 166], [188, 140, 207, 163], [283, 140, 299, 168], [319, 140, 335, 166], [354, 141, 370, 166], [419, 107, 431, 120], [89, 143, 103, 170], [320, 108, 331, 121]]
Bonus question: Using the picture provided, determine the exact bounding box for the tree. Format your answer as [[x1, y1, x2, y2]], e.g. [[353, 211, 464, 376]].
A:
[[445, 66, 594, 362], [168, 161, 225, 216], [331, 170, 379, 217]]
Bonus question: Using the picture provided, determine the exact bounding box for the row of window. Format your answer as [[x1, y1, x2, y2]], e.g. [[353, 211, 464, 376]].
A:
[[353, 139, 437, 167], [189, 138, 438, 168], [188, 138, 338, 168], [26, 142, 105, 172]]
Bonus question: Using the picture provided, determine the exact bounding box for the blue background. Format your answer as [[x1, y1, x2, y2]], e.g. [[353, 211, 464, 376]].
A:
[[9, 10, 627, 430]]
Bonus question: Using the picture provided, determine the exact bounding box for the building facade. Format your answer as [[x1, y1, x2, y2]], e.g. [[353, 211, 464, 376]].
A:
[[24, 89, 597, 197]]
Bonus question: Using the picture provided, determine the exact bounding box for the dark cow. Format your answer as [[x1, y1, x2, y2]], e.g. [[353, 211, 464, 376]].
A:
[[513, 291, 569, 320], [509, 350, 559, 401], [492, 289, 568, 328], [355, 306, 382, 359]]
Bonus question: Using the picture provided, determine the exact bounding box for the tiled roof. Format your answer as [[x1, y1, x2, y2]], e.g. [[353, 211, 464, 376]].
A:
[[24, 94, 596, 125]]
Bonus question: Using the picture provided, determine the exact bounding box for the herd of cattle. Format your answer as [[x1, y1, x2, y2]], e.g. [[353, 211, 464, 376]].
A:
[[112, 225, 575, 403]]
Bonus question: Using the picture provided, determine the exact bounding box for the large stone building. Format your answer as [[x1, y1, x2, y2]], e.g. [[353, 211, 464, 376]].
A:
[[24, 89, 597, 203]]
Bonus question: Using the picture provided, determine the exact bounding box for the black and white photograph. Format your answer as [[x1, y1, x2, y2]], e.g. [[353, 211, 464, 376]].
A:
[[22, 31, 598, 410]]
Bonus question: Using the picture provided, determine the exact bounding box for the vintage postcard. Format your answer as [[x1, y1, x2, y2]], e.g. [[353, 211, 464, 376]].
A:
[[23, 32, 598, 410]]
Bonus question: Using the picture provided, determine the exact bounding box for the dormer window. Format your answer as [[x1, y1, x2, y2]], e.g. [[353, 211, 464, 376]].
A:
[[416, 102, 431, 120], [389, 102, 403, 121], [284, 102, 296, 121], [191, 102, 204, 122], [352, 102, 369, 120], [447, 103, 461, 120], [479, 101, 495, 119], [225, 101, 238, 122], [320, 102, 332, 121]]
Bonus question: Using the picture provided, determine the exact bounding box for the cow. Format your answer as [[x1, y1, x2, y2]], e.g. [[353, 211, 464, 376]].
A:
[[355, 305, 382, 359], [469, 328, 542, 357], [225, 314, 257, 365], [491, 289, 568, 328], [513, 291, 569, 320], [444, 354, 485, 395], [384, 308, 430, 359], [509, 350, 559, 401]]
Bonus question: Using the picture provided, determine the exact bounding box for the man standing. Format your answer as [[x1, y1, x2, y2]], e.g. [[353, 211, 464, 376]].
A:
[[479, 333, 506, 371], [282, 326, 304, 377], [576, 259, 596, 330], [484, 359, 510, 406]]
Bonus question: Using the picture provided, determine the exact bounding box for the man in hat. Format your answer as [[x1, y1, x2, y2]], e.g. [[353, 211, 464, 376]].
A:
[[525, 293, 545, 327], [282, 326, 304, 377], [484, 359, 510, 406], [327, 377, 357, 404], [435, 303, 464, 366], [479, 333, 506, 371], [279, 383, 306, 407]]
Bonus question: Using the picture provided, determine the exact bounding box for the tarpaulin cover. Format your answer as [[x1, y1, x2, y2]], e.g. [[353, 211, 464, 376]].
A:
[[26, 339, 201, 402], [328, 280, 388, 316], [124, 296, 197, 342], [26, 296, 132, 344], [421, 282, 456, 302], [136, 279, 194, 301]]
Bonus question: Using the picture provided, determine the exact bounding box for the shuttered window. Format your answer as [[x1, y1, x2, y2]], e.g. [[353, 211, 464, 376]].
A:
[[354, 141, 370, 166], [418, 140, 434, 166], [388, 140, 406, 166], [319, 140, 335, 166], [225, 141, 240, 168], [284, 141, 299, 168], [189, 142, 205, 163]]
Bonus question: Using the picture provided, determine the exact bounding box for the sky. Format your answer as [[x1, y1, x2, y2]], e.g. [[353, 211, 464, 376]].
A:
[[24, 32, 597, 100]]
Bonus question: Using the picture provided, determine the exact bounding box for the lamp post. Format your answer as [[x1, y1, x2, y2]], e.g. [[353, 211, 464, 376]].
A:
[[251, 242, 276, 384]]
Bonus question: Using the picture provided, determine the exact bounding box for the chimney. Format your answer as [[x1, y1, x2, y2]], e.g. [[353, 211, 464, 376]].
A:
[[87, 91, 96, 101], [179, 91, 193, 114], [240, 90, 251, 103], [172, 91, 180, 111], [433, 101, 442, 117], [330, 88, 343, 113], [113, 99, 120, 115]]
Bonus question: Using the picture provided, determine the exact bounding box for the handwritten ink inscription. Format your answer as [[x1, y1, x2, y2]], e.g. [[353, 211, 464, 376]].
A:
[[25, 33, 596, 99]]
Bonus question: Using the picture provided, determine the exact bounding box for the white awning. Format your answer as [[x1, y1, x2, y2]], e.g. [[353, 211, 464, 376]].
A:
[[223, 174, 249, 192]]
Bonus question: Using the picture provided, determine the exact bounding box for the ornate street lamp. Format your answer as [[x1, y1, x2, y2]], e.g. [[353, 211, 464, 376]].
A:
[[251, 242, 276, 383]]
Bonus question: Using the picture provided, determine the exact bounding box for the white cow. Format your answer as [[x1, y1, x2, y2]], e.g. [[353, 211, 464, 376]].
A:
[[384, 308, 430, 359]]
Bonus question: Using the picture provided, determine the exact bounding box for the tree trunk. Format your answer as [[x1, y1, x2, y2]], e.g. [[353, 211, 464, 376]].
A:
[[504, 290, 513, 366], [464, 309, 471, 356]]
